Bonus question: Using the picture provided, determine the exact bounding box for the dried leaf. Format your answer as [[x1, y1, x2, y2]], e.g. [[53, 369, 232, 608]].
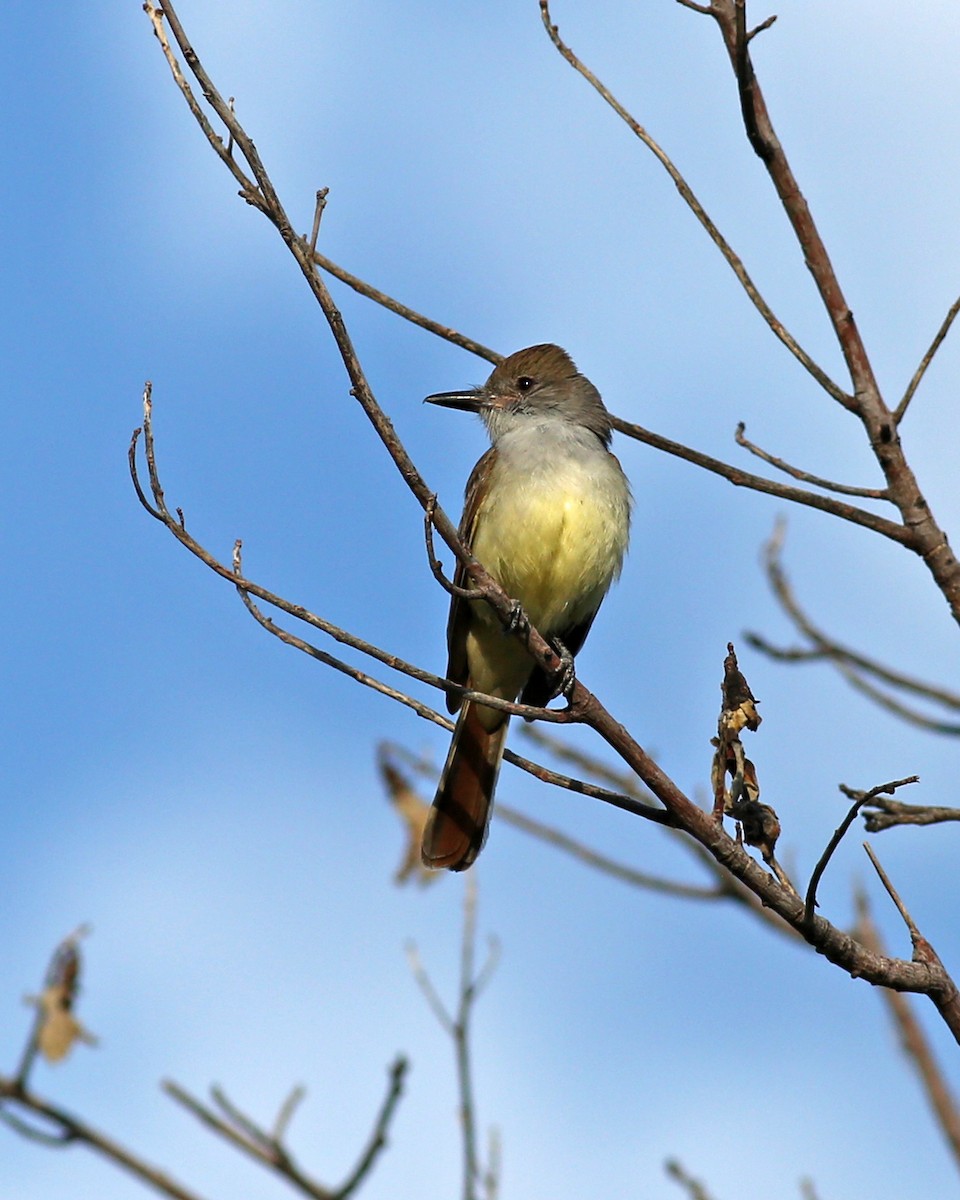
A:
[[380, 757, 440, 887], [32, 985, 97, 1062]]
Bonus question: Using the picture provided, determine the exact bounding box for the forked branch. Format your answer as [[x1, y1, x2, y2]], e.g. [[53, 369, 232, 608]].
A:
[[140, 1, 960, 1036]]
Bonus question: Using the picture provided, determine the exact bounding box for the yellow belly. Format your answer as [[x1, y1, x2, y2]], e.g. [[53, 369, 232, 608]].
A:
[[470, 457, 628, 636]]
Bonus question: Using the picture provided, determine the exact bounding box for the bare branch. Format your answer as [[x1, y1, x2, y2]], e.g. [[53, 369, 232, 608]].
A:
[[863, 843, 926, 948], [855, 894, 960, 1172], [804, 777, 919, 925], [335, 1058, 409, 1200], [746, 13, 777, 42], [539, 0, 850, 405], [612, 417, 911, 545], [408, 878, 496, 1200], [142, 0, 960, 1041], [896, 293, 960, 424], [404, 942, 455, 1035], [166, 1065, 406, 1200], [307, 187, 329, 258], [863, 797, 960, 834], [696, 0, 960, 624], [272, 1086, 307, 1144], [495, 806, 726, 899], [143, 4, 262, 209], [747, 522, 960, 734], [735, 421, 889, 499], [665, 1158, 717, 1200], [0, 1075, 205, 1200], [424, 496, 484, 601], [312, 250, 501, 365]]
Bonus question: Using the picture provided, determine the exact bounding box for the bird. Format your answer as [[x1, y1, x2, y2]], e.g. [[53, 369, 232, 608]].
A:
[[421, 343, 631, 870]]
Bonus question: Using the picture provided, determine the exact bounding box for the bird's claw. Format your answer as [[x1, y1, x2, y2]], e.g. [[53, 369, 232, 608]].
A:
[[550, 638, 576, 700], [506, 601, 529, 636]]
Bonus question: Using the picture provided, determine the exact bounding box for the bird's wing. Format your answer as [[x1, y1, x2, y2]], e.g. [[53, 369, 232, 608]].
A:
[[444, 447, 496, 712]]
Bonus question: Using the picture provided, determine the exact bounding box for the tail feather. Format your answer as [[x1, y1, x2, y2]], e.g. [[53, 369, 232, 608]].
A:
[[421, 703, 509, 871]]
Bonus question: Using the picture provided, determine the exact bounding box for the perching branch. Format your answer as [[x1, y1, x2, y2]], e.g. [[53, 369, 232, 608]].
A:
[[140, 0, 960, 1041]]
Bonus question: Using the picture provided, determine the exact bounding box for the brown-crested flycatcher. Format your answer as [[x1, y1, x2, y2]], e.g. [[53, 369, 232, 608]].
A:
[[421, 344, 631, 871]]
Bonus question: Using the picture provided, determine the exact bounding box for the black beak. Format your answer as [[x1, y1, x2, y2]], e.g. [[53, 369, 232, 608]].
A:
[[424, 389, 484, 412]]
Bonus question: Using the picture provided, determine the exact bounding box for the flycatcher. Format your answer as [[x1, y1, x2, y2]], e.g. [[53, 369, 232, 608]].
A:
[[421, 344, 631, 871]]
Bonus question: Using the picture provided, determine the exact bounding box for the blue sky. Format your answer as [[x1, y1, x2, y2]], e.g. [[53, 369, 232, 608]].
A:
[[5, 2, 960, 1197]]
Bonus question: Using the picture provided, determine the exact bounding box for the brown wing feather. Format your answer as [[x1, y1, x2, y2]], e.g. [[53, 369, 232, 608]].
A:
[[444, 447, 497, 713]]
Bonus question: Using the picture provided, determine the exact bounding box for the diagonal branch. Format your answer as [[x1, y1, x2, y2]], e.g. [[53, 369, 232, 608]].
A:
[[686, 0, 960, 624], [855, 894, 960, 1173], [896, 293, 960, 424], [312, 250, 501, 366], [538, 0, 850, 406], [611, 417, 911, 544], [734, 422, 889, 499], [804, 777, 919, 925], [164, 1062, 408, 1200], [746, 521, 960, 735], [143, 0, 960, 1041], [0, 1075, 205, 1200]]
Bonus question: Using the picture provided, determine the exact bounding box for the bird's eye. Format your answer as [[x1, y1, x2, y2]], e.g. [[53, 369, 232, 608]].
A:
[[516, 376, 536, 392]]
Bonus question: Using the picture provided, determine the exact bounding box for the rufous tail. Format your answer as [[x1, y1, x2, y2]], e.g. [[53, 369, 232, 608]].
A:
[[421, 702, 508, 871]]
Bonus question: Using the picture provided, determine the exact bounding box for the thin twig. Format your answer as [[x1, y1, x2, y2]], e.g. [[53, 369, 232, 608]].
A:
[[612, 417, 910, 544], [665, 1158, 717, 1200], [457, 875, 483, 1200], [834, 662, 960, 736], [896, 293, 960, 424], [747, 521, 960, 733], [164, 1080, 333, 1197], [144, 5, 263, 209], [735, 422, 889, 499], [312, 250, 501, 365], [406, 880, 497, 1200], [144, 0, 960, 1039], [335, 1057, 409, 1200], [539, 0, 850, 405], [0, 1075, 205, 1200], [404, 943, 455, 1036], [863, 798, 960, 834], [863, 842, 924, 946], [495, 805, 726, 900], [168, 1072, 406, 1200], [804, 777, 919, 925], [425, 497, 484, 600], [855, 893, 960, 1171], [308, 188, 329, 257]]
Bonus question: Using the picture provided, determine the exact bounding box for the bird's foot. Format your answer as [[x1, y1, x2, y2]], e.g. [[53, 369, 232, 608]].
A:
[[549, 638, 576, 700], [506, 600, 530, 636]]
